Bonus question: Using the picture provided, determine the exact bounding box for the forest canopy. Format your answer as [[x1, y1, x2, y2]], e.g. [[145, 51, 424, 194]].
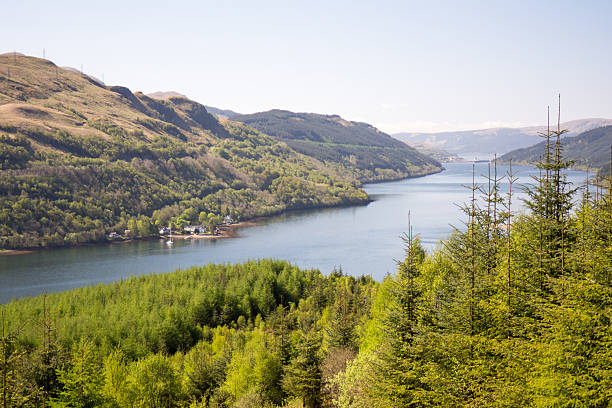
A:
[[1, 124, 611, 407]]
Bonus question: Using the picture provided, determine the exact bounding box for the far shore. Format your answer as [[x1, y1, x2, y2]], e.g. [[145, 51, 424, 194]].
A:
[[0, 168, 445, 257], [0, 220, 263, 257], [0, 198, 374, 257]]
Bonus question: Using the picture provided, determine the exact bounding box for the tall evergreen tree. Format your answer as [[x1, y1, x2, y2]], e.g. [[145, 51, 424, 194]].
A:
[[368, 227, 427, 407], [282, 332, 322, 408], [523, 101, 576, 281]]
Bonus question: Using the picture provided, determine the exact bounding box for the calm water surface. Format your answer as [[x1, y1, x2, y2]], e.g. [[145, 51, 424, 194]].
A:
[[0, 163, 589, 303]]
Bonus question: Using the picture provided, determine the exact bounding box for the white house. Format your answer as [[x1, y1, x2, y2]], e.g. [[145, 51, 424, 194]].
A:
[[184, 225, 206, 234]]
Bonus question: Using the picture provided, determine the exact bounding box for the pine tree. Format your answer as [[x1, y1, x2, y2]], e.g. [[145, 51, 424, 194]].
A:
[[478, 155, 506, 274], [523, 100, 576, 280], [368, 221, 427, 407], [0, 312, 26, 408], [50, 339, 106, 408], [327, 280, 358, 351], [20, 296, 65, 405], [282, 332, 322, 408]]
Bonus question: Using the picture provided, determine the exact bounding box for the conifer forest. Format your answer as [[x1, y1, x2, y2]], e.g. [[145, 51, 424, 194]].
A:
[[1, 121, 611, 407]]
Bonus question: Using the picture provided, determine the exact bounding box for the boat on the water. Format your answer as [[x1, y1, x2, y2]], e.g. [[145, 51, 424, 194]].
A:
[[165, 227, 174, 247]]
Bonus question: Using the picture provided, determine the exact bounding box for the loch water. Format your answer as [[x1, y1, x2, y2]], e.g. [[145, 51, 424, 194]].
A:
[[0, 163, 590, 303]]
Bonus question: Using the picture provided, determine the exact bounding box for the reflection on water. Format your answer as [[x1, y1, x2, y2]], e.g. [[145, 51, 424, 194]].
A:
[[0, 163, 589, 303]]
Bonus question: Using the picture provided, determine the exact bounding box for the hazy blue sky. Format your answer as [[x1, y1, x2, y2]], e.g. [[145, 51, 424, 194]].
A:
[[2, 0, 611, 132]]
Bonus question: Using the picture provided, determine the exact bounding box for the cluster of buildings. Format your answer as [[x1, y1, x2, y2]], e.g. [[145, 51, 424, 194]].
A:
[[108, 215, 236, 240], [159, 215, 235, 236]]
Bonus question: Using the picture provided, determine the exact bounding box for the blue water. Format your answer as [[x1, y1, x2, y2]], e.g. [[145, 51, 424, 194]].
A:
[[0, 163, 589, 303]]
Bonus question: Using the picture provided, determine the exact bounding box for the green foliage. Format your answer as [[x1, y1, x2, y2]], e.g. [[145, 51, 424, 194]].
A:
[[104, 352, 182, 408], [282, 332, 323, 408], [182, 341, 226, 405], [326, 279, 360, 351], [0, 61, 387, 249], [232, 109, 442, 183], [349, 139, 612, 407], [50, 339, 106, 408], [0, 120, 369, 249], [222, 329, 283, 404], [1, 261, 376, 407], [0, 134, 36, 169], [366, 238, 426, 407]]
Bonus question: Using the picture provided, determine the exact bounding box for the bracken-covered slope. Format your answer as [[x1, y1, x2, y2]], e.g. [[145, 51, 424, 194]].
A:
[[0, 54, 373, 249], [500, 125, 612, 176], [232, 109, 442, 182]]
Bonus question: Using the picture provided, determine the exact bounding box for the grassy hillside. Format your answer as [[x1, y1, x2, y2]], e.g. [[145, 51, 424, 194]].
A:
[[500, 125, 612, 176], [232, 109, 442, 182], [0, 54, 371, 249]]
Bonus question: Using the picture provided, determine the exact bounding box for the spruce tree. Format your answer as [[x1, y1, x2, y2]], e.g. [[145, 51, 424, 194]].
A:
[[282, 332, 322, 408], [0, 312, 25, 408], [327, 280, 358, 351], [523, 100, 576, 280], [369, 219, 427, 407]]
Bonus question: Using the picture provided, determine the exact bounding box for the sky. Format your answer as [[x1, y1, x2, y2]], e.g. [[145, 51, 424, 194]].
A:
[[2, 0, 611, 133]]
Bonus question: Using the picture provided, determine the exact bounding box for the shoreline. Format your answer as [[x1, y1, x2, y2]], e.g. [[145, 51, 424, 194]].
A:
[[162, 220, 262, 241], [0, 220, 264, 257], [359, 166, 445, 186], [0, 249, 35, 256], [0, 168, 444, 257]]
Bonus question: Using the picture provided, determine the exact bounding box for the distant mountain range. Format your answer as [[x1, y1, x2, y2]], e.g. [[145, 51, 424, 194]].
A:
[[147, 91, 186, 100], [393, 118, 612, 159], [501, 125, 612, 176]]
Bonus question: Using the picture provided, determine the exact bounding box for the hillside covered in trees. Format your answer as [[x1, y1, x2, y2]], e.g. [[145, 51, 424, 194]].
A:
[[0, 54, 441, 250], [501, 125, 612, 176], [1, 129, 610, 407], [231, 110, 441, 183]]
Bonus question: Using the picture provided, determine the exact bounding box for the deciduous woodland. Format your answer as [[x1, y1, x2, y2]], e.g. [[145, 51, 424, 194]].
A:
[[1, 127, 610, 407], [0, 55, 440, 250]]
